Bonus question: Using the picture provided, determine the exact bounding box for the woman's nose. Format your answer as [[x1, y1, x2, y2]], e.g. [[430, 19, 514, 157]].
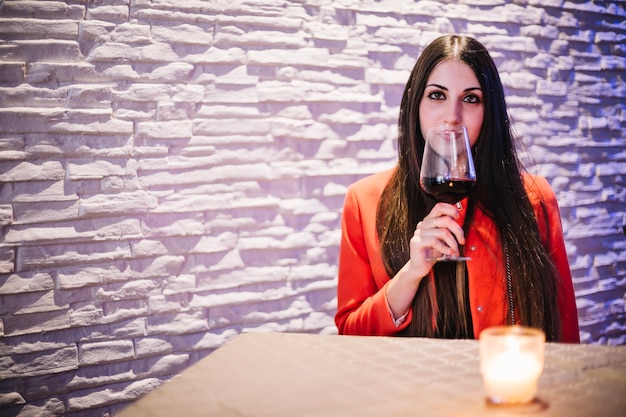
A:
[[443, 103, 462, 125]]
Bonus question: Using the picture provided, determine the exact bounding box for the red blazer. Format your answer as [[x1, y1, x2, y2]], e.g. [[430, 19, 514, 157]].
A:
[[335, 168, 580, 343]]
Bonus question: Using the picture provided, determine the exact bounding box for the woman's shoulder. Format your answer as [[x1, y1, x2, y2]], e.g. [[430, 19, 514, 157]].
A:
[[522, 172, 558, 206], [348, 168, 396, 197]]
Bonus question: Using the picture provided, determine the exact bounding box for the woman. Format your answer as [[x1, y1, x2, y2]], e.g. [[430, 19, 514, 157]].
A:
[[335, 35, 580, 342]]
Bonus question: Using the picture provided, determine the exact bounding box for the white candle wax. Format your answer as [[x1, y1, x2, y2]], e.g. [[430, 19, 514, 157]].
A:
[[481, 342, 543, 404]]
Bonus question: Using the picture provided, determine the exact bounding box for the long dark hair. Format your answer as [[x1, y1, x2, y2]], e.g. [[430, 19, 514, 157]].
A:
[[377, 35, 561, 340]]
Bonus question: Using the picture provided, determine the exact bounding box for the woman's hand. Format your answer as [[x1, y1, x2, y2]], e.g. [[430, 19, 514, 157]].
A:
[[408, 202, 465, 276], [385, 202, 465, 322]]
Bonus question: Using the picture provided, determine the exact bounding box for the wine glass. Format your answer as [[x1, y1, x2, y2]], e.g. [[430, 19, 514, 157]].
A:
[[419, 124, 476, 262]]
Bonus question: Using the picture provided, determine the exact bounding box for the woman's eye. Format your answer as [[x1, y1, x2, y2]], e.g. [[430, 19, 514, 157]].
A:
[[463, 94, 481, 104], [428, 91, 445, 100]]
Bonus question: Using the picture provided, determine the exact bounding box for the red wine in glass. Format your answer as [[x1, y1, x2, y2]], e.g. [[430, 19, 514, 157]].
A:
[[420, 177, 476, 204]]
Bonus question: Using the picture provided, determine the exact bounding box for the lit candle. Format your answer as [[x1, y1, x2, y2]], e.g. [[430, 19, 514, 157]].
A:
[[480, 326, 545, 404]]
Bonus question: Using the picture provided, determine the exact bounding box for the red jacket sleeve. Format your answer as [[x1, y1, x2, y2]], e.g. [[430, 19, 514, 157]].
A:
[[528, 176, 580, 343], [334, 181, 411, 336]]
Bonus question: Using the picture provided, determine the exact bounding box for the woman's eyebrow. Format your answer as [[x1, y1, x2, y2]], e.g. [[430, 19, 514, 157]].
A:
[[425, 83, 483, 93]]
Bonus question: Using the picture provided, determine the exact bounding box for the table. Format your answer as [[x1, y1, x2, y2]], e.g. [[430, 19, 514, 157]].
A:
[[117, 332, 626, 417]]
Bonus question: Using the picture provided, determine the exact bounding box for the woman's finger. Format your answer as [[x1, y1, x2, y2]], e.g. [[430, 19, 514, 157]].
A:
[[427, 215, 465, 245]]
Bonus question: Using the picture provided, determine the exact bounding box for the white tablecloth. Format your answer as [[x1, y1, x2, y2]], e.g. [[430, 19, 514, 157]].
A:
[[117, 332, 626, 417]]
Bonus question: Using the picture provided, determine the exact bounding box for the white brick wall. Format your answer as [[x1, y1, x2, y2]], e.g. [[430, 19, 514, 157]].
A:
[[0, 0, 624, 415]]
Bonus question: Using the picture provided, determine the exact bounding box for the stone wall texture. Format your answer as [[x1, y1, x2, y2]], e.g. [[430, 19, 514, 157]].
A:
[[0, 0, 624, 416]]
